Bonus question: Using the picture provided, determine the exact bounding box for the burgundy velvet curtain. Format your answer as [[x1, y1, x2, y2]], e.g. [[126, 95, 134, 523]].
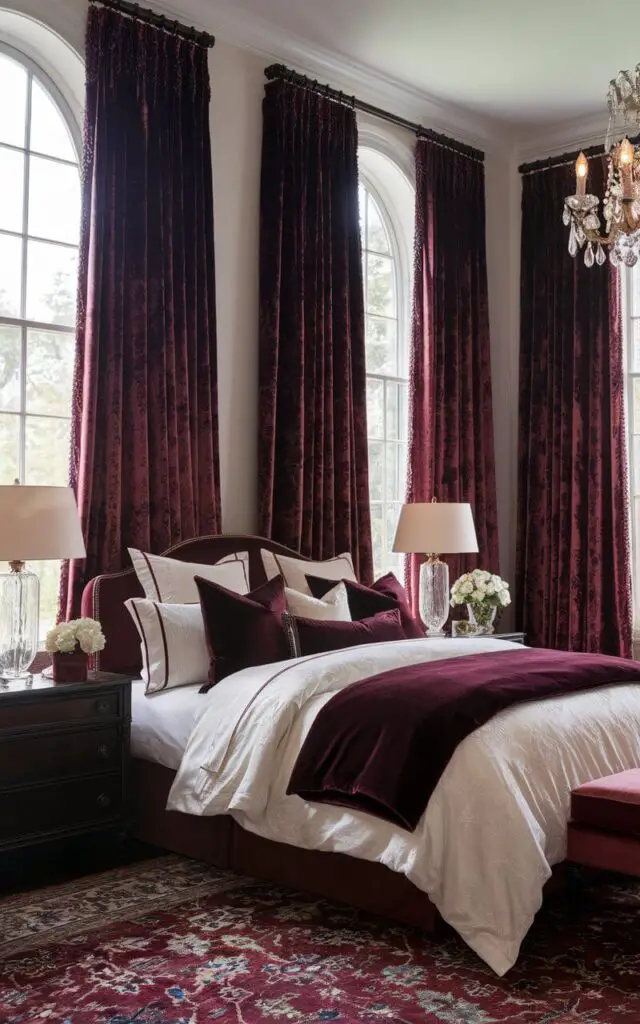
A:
[[517, 157, 631, 655], [61, 7, 221, 618], [258, 80, 373, 583], [406, 138, 499, 611]]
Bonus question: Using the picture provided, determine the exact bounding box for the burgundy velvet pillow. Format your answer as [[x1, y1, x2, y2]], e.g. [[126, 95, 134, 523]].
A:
[[195, 574, 292, 691], [307, 572, 425, 640], [294, 608, 405, 657]]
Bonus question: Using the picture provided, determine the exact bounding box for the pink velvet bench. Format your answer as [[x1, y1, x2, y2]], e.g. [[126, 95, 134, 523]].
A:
[[567, 769, 640, 878]]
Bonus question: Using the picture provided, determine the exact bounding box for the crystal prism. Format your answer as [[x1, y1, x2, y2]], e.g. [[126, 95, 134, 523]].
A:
[[568, 226, 578, 257], [584, 242, 595, 267], [596, 243, 606, 265]]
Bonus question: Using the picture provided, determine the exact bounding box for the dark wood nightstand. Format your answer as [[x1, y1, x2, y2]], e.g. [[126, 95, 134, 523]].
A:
[[0, 672, 132, 854]]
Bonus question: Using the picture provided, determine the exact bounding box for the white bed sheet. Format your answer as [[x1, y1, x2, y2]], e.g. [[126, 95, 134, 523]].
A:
[[130, 679, 210, 770], [166, 638, 640, 976]]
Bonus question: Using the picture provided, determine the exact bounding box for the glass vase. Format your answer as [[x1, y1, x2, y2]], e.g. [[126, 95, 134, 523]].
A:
[[420, 559, 449, 635], [0, 565, 39, 680], [466, 603, 497, 635]]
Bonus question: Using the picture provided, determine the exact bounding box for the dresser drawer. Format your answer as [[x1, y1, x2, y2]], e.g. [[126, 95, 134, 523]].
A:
[[0, 690, 121, 732], [0, 727, 122, 787], [0, 774, 123, 844]]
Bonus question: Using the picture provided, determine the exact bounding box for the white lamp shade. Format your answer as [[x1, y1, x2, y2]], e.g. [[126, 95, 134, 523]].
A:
[[0, 486, 86, 561], [392, 502, 479, 555]]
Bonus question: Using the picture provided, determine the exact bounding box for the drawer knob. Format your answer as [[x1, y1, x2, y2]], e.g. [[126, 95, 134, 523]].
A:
[[97, 743, 110, 759], [96, 700, 110, 714], [96, 792, 111, 808]]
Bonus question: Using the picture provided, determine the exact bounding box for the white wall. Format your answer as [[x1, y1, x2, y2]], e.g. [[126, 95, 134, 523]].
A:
[[1, 0, 523, 591], [209, 41, 264, 532], [485, 148, 521, 627]]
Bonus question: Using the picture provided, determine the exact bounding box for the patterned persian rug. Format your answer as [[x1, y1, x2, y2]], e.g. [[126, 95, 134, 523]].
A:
[[1, 855, 639, 1023]]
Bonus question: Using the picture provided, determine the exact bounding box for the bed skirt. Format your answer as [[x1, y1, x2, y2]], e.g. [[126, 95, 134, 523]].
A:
[[131, 757, 440, 931]]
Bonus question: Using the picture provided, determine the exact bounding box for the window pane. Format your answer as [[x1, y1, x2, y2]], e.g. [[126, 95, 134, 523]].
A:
[[632, 269, 640, 320], [366, 316, 398, 375], [0, 412, 20, 483], [26, 330, 75, 416], [0, 326, 22, 412], [386, 382, 399, 439], [368, 440, 384, 501], [366, 253, 396, 317], [30, 78, 76, 162], [25, 414, 70, 485], [0, 55, 27, 148], [26, 240, 77, 326], [28, 157, 80, 245], [635, 496, 640, 606], [370, 503, 384, 579], [385, 442, 399, 501], [399, 383, 409, 439], [0, 147, 24, 233], [27, 559, 60, 639], [634, 435, 640, 493], [366, 193, 390, 255], [358, 183, 366, 242], [633, 319, 640, 374], [366, 378, 384, 439], [386, 502, 403, 565], [634, 377, 640, 437], [0, 232, 23, 317]]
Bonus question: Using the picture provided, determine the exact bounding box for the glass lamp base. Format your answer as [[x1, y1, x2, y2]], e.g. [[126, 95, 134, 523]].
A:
[[419, 559, 449, 636], [0, 567, 39, 680]]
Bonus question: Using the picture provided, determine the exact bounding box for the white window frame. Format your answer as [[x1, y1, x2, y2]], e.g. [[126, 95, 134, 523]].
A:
[[0, 42, 80, 485], [360, 171, 410, 578]]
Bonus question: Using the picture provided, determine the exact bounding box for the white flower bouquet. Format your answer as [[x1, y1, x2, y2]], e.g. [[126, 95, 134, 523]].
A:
[[450, 569, 511, 633], [45, 617, 106, 655]]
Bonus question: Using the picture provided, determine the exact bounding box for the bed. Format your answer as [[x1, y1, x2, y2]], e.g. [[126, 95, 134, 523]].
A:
[[83, 535, 440, 929], [82, 534, 640, 975]]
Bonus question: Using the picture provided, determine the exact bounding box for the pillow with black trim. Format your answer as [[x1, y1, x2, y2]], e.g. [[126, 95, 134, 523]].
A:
[[129, 548, 249, 604], [260, 549, 356, 595], [125, 598, 208, 695]]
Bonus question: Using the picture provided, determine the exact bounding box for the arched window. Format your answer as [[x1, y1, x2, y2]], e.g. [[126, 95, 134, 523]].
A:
[[0, 45, 80, 635], [359, 160, 412, 580]]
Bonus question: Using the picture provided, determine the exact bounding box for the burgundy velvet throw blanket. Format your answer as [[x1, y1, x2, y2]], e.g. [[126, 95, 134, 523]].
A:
[[287, 648, 640, 831]]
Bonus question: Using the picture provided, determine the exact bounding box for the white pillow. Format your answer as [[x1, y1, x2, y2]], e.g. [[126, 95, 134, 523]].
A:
[[129, 548, 249, 604], [125, 598, 209, 695], [261, 550, 356, 596], [284, 582, 352, 621]]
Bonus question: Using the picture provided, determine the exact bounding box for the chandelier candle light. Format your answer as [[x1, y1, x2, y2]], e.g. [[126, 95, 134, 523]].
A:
[[392, 500, 479, 636], [564, 67, 640, 266]]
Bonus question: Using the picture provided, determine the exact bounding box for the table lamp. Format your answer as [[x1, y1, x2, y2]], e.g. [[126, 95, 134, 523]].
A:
[[393, 500, 479, 635], [0, 484, 86, 680]]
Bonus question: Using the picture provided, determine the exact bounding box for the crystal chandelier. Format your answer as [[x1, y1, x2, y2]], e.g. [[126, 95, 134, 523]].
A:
[[563, 66, 640, 267]]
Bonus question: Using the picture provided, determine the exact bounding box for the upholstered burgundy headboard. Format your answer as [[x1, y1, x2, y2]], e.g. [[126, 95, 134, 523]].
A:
[[81, 534, 309, 675]]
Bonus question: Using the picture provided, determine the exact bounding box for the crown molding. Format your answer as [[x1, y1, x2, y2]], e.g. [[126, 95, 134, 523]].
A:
[[515, 109, 607, 164], [147, 0, 513, 153]]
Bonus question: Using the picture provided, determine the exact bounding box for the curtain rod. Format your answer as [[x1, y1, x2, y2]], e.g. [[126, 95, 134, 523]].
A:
[[518, 142, 605, 176], [264, 63, 485, 163], [519, 132, 640, 176], [88, 0, 215, 48]]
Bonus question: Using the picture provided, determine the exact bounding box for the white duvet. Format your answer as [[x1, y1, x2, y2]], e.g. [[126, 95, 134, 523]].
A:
[[167, 637, 640, 975]]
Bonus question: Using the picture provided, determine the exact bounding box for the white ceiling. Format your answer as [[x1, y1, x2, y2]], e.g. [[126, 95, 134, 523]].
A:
[[182, 0, 640, 129]]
